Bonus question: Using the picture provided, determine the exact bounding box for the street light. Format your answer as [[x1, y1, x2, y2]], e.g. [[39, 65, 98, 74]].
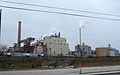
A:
[[79, 22, 86, 74], [79, 26, 82, 74]]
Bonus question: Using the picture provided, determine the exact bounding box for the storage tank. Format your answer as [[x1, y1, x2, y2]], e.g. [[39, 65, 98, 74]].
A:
[[109, 50, 115, 56]]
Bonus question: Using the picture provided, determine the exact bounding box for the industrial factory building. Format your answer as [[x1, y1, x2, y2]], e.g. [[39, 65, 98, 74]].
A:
[[5, 21, 35, 56], [96, 44, 119, 57], [4, 20, 69, 57], [36, 33, 70, 56], [33, 40, 47, 56], [75, 43, 92, 57]]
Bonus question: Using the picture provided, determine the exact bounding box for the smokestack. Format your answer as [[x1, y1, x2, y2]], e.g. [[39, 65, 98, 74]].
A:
[[0, 9, 2, 48], [18, 21, 21, 48], [58, 32, 60, 37]]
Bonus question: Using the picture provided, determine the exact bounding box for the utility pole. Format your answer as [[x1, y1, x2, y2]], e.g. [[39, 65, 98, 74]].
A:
[[0, 9, 2, 50], [79, 23, 85, 74], [79, 27, 82, 74]]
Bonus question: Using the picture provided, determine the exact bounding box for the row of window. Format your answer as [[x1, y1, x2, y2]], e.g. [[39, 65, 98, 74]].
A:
[[44, 37, 66, 42], [49, 43, 66, 46], [54, 39, 66, 42], [46, 43, 67, 46]]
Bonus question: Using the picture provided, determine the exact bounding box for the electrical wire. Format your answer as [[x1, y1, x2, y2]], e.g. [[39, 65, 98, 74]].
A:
[[0, 5, 120, 21], [1, 0, 120, 17]]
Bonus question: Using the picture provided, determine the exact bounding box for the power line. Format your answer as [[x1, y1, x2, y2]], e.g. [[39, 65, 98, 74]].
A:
[[0, 5, 120, 21], [1, 0, 120, 17]]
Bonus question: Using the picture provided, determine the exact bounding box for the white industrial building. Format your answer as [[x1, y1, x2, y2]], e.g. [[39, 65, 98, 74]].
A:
[[42, 32, 69, 56], [108, 45, 119, 56], [33, 40, 47, 56], [34, 45, 44, 56], [75, 43, 92, 57]]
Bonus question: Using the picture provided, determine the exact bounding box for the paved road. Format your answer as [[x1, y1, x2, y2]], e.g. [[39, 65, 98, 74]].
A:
[[105, 73, 120, 75], [107, 73, 120, 75], [0, 69, 80, 75], [0, 65, 120, 75]]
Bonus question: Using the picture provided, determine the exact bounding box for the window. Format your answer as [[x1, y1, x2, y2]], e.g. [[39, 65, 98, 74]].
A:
[[58, 43, 59, 45], [49, 43, 52, 44], [60, 43, 62, 45]]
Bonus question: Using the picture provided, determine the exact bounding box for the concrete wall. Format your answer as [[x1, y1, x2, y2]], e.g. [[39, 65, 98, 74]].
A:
[[43, 36, 69, 56]]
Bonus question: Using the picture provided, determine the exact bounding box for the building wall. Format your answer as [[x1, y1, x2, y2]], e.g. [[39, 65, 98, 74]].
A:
[[96, 48, 109, 56], [34, 45, 44, 55], [96, 47, 119, 57], [43, 36, 69, 56], [75, 44, 91, 57], [115, 50, 119, 56], [109, 50, 115, 56]]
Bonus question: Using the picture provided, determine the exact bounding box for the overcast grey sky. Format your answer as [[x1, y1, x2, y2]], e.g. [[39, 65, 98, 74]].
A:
[[0, 0, 120, 50]]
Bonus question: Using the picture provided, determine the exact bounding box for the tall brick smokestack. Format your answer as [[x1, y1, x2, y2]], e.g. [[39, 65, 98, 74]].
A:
[[18, 21, 21, 48]]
